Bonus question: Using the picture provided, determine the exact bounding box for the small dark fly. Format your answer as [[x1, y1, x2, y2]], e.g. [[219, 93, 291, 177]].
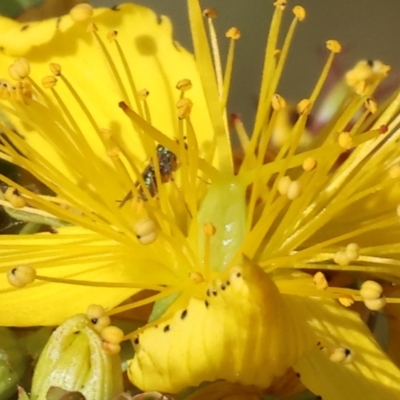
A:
[[119, 144, 178, 208]]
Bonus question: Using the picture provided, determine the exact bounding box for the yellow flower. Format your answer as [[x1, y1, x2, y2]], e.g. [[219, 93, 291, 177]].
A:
[[0, 1, 400, 399]]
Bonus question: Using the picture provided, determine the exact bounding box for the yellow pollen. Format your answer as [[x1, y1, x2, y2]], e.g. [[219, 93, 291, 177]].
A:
[[133, 218, 157, 245], [4, 186, 26, 208], [226, 27, 241, 40], [8, 58, 30, 81], [176, 79, 192, 92], [271, 94, 286, 110], [292, 5, 306, 21], [338, 132, 353, 150], [202, 7, 218, 18], [365, 97, 377, 114], [296, 98, 311, 115], [333, 251, 350, 266], [338, 296, 355, 307], [325, 39, 342, 53], [204, 222, 217, 237], [364, 297, 387, 311], [273, 0, 287, 10], [101, 325, 124, 344], [360, 280, 383, 301], [87, 304, 111, 333], [138, 89, 149, 100], [41, 76, 57, 89], [69, 3, 94, 22], [176, 98, 193, 119], [329, 347, 353, 364], [302, 157, 317, 171], [345, 243, 360, 262], [7, 265, 36, 288], [49, 63, 62, 76], [277, 176, 291, 196], [313, 271, 328, 291], [107, 30, 118, 43], [86, 22, 98, 33], [287, 179, 302, 200]]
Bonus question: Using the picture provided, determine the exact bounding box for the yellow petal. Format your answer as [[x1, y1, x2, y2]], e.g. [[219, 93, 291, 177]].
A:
[[0, 226, 181, 326], [291, 296, 400, 399]]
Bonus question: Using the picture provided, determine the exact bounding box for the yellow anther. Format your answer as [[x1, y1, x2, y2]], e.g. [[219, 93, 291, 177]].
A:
[[271, 94, 286, 111], [365, 98, 377, 114], [100, 128, 113, 140], [176, 98, 193, 119], [138, 89, 150, 100], [101, 325, 124, 344], [360, 280, 383, 301], [8, 58, 30, 80], [87, 304, 110, 333], [364, 297, 387, 311], [313, 271, 328, 291], [4, 186, 26, 208], [176, 79, 192, 92], [273, 0, 287, 10], [69, 3, 94, 22], [338, 296, 354, 307], [106, 147, 120, 158], [333, 250, 350, 266], [101, 341, 121, 355], [134, 218, 157, 245], [345, 60, 390, 88], [345, 243, 359, 262], [338, 132, 353, 150], [326, 40, 342, 54], [302, 157, 317, 171], [226, 27, 241, 40], [329, 347, 353, 364], [107, 30, 118, 43], [287, 180, 302, 200], [86, 22, 98, 33], [202, 8, 218, 18], [293, 6, 306, 21], [49, 63, 61, 76], [296, 99, 311, 115], [7, 265, 36, 288], [189, 272, 204, 284], [277, 176, 291, 196], [203, 222, 216, 237], [41, 76, 57, 89]]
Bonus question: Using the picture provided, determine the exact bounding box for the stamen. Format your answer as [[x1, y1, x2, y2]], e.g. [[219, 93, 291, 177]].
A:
[[203, 8, 223, 98], [203, 222, 216, 279], [101, 325, 124, 354], [7, 265, 36, 287], [313, 271, 328, 291], [87, 304, 111, 333], [8, 58, 30, 81], [329, 347, 353, 364], [221, 27, 241, 109], [360, 280, 386, 310], [133, 218, 157, 245], [4, 186, 26, 208]]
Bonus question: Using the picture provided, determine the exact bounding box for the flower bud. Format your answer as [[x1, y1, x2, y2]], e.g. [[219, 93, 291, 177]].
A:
[[31, 314, 123, 400]]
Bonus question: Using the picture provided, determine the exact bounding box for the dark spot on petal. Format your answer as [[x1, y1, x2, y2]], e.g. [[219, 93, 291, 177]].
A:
[[236, 272, 242, 278], [316, 341, 321, 346], [11, 268, 16, 275], [134, 337, 139, 345], [212, 290, 217, 296], [344, 348, 351, 356], [91, 318, 98, 324], [21, 25, 29, 31], [181, 309, 187, 319], [135, 35, 157, 56], [206, 289, 210, 297], [226, 280, 230, 286], [221, 285, 226, 290], [205, 300, 209, 308], [73, 330, 80, 334], [315, 396, 322, 400], [111, 5, 120, 11], [295, 372, 300, 378], [156, 14, 162, 24], [163, 325, 170, 332]]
